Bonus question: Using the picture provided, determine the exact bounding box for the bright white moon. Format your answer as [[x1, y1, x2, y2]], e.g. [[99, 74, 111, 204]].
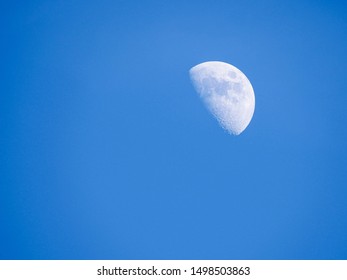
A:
[[189, 61, 255, 135]]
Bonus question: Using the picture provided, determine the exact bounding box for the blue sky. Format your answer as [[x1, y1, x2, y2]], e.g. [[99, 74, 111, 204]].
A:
[[1, 0, 347, 259]]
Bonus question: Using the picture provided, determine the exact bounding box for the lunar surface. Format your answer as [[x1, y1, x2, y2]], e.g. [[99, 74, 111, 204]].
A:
[[189, 61, 255, 135]]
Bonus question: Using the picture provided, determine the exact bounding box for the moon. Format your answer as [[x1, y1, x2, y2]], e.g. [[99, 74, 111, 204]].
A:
[[189, 61, 255, 135]]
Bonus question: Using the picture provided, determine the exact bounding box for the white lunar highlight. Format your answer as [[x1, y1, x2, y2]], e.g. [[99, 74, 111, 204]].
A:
[[189, 61, 255, 135]]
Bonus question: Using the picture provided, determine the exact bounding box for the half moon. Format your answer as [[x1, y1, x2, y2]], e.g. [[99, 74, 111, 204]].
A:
[[189, 61, 255, 135]]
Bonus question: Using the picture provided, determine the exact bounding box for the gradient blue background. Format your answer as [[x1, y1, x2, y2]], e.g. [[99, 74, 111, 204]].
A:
[[1, 0, 347, 259]]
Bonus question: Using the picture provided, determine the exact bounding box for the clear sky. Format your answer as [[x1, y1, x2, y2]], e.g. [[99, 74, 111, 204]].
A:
[[1, 0, 347, 259]]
